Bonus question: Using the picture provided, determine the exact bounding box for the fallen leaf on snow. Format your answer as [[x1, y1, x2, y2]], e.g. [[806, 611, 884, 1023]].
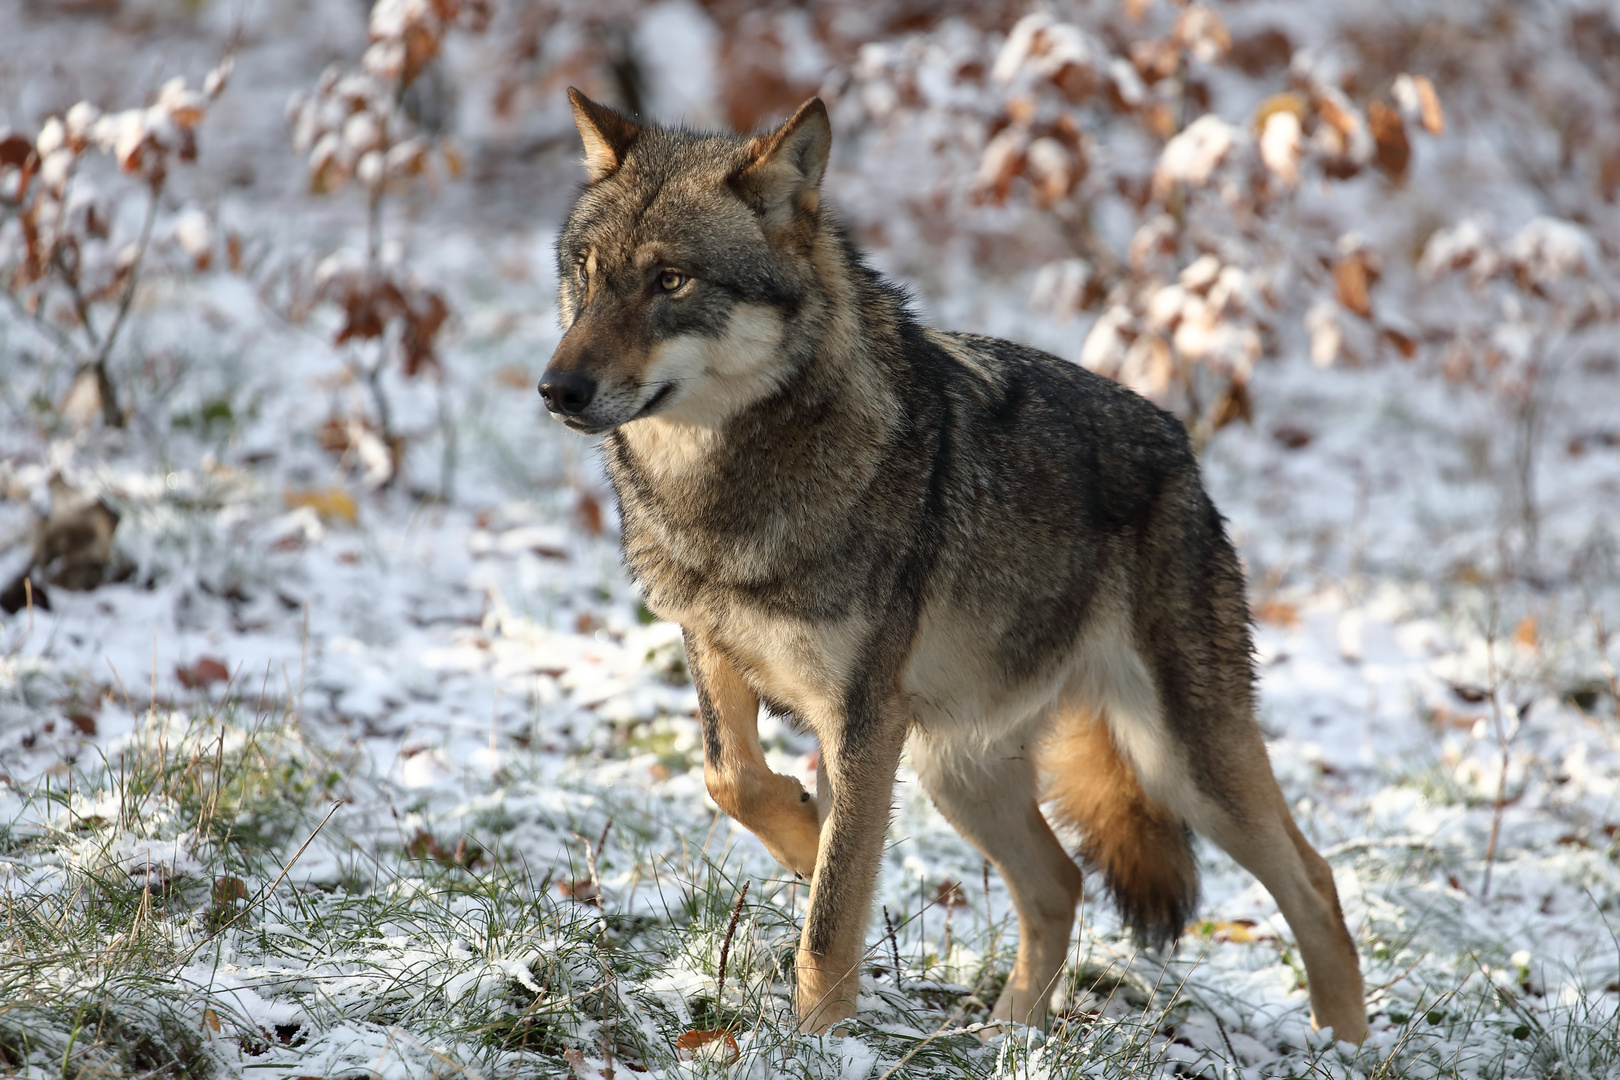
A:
[[1190, 918, 1266, 943], [176, 657, 231, 689], [284, 487, 358, 525], [676, 1028, 740, 1064], [563, 1047, 614, 1079]]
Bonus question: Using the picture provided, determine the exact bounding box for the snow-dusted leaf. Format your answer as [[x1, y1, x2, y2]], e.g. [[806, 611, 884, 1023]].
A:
[[1153, 114, 1238, 201]]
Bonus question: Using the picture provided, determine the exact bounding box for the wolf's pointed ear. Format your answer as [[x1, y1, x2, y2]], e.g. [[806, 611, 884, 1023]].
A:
[[732, 98, 831, 231], [568, 87, 640, 183]]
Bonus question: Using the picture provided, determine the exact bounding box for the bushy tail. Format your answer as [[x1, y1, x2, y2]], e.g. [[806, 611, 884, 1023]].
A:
[[1041, 708, 1198, 949]]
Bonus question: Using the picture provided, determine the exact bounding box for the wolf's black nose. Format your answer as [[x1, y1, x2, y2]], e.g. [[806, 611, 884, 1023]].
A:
[[539, 371, 597, 416]]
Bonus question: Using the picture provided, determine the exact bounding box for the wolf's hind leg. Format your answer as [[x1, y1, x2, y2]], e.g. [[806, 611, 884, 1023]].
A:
[[685, 629, 821, 878], [1188, 729, 1368, 1044], [1039, 704, 1198, 949], [912, 732, 1083, 1031]]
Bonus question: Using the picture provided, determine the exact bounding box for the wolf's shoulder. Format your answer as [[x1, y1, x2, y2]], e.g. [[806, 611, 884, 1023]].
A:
[[917, 328, 1187, 450]]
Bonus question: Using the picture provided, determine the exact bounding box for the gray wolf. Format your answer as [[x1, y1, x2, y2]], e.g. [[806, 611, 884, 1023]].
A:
[[539, 88, 1367, 1042]]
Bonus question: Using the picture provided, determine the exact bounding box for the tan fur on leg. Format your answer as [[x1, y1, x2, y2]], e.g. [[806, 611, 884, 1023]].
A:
[[686, 631, 822, 878], [795, 708, 909, 1034], [1192, 735, 1368, 1043], [912, 735, 1083, 1033]]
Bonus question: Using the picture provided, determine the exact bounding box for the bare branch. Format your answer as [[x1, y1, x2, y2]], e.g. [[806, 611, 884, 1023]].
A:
[[87, 176, 165, 426]]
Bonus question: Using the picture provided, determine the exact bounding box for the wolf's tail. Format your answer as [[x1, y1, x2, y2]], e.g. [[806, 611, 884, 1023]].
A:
[[1041, 709, 1198, 949]]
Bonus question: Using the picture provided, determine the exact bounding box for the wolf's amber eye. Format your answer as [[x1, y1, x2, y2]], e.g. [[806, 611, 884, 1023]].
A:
[[574, 259, 587, 284], [659, 270, 687, 292]]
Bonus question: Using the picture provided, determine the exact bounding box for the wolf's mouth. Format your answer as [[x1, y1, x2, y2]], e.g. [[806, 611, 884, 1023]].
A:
[[631, 382, 677, 421], [557, 382, 677, 435]]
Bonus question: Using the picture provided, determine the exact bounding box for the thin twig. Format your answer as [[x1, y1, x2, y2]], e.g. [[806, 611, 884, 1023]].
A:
[[714, 879, 750, 1015], [1213, 1014, 1241, 1069], [52, 244, 101, 349], [883, 905, 903, 989], [0, 285, 76, 353], [1481, 606, 1524, 899], [1588, 598, 1620, 731], [570, 815, 614, 916], [89, 175, 165, 426]]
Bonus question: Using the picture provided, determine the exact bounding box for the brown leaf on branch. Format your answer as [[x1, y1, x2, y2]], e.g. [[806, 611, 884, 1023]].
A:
[[1174, 4, 1231, 63], [1367, 101, 1409, 180], [1514, 614, 1538, 650], [1229, 28, 1293, 76], [400, 285, 449, 377], [1333, 253, 1376, 319], [1130, 38, 1180, 85], [0, 132, 35, 168], [1410, 74, 1444, 134], [972, 127, 1028, 206], [1380, 326, 1418, 359], [1209, 380, 1253, 431]]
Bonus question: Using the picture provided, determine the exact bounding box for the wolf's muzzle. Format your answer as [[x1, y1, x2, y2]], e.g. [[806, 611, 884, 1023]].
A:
[[538, 370, 597, 417]]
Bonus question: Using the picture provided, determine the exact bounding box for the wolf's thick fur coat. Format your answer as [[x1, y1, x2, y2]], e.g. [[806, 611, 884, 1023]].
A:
[[541, 91, 1367, 1041]]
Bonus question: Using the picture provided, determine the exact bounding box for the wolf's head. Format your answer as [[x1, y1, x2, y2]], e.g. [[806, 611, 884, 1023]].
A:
[[539, 90, 832, 435]]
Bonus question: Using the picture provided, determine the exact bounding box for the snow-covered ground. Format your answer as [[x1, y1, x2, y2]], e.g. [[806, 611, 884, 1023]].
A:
[[3, 2, 1620, 1077]]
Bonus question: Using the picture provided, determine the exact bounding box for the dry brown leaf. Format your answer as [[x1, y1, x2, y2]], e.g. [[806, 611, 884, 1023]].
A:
[[213, 877, 249, 904], [1271, 426, 1312, 450], [1210, 381, 1253, 431], [177, 656, 231, 689], [557, 877, 598, 901], [1380, 327, 1418, 359], [1334, 255, 1373, 318], [0, 132, 35, 168], [317, 417, 353, 455], [576, 492, 604, 536], [1514, 614, 1538, 650], [1412, 74, 1444, 134], [1254, 92, 1307, 133], [1367, 101, 1409, 180], [1130, 38, 1180, 84], [1255, 599, 1300, 627], [1174, 4, 1231, 62], [285, 487, 359, 525], [676, 1029, 740, 1064], [562, 1046, 613, 1079], [1190, 918, 1264, 943], [1229, 28, 1293, 76]]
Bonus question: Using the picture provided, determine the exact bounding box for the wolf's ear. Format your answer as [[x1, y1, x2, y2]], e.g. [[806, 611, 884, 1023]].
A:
[[568, 87, 640, 183], [732, 98, 831, 231]]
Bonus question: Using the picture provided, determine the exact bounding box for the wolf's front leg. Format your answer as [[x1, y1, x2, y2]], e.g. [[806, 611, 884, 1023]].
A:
[[795, 697, 909, 1034], [685, 629, 822, 877]]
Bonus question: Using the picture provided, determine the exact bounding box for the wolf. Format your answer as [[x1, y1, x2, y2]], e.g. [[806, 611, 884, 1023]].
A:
[[539, 88, 1367, 1042]]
